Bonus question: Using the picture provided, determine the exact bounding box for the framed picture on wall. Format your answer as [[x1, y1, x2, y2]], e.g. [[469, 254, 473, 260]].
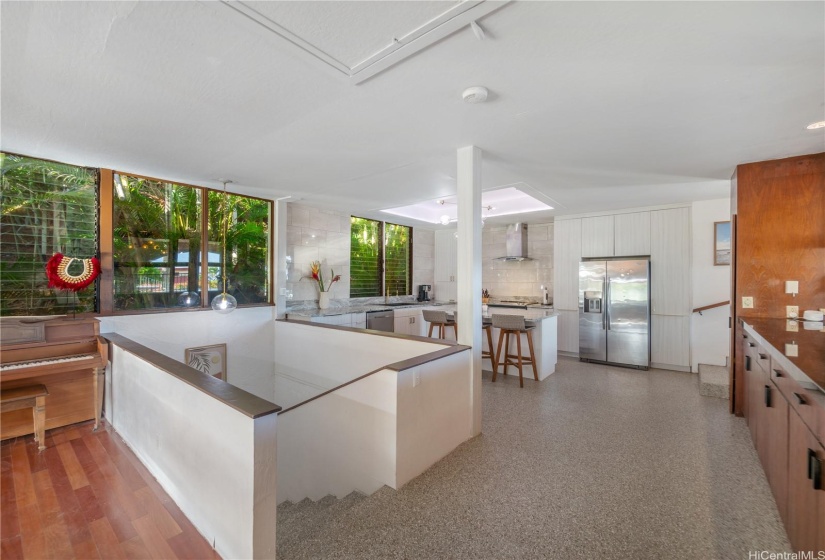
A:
[[185, 343, 227, 381], [714, 221, 731, 266]]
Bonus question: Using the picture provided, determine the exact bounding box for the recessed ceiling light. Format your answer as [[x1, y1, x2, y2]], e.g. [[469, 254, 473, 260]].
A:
[[806, 120, 825, 130]]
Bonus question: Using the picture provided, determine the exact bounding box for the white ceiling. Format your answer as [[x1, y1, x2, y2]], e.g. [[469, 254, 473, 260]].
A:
[[2, 1, 823, 227]]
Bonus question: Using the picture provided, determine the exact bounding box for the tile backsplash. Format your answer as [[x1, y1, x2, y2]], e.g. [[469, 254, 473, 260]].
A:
[[482, 223, 554, 300], [286, 202, 435, 303], [286, 203, 352, 301]]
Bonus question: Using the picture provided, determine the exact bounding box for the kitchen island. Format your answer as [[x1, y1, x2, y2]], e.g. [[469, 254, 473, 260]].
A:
[[285, 301, 559, 381]]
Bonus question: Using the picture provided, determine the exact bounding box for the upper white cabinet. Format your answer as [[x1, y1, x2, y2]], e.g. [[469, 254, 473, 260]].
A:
[[434, 230, 457, 283], [434, 230, 457, 301], [614, 212, 651, 256], [580, 216, 614, 258], [553, 219, 582, 311], [650, 207, 691, 316]]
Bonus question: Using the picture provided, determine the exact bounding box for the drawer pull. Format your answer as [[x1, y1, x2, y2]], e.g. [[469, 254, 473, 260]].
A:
[[748, 342, 756, 348], [809, 450, 822, 490], [764, 385, 772, 408], [758, 353, 767, 360], [794, 393, 806, 406], [773, 369, 783, 378], [745, 355, 751, 371]]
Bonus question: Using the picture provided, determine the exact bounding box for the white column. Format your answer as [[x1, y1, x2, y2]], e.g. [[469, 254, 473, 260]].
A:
[[456, 145, 482, 437], [274, 199, 288, 319]]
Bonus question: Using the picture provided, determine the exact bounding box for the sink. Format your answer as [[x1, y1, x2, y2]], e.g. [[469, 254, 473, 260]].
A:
[[372, 302, 421, 307]]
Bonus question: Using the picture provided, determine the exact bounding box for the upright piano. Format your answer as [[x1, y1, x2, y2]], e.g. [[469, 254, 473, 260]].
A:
[[0, 316, 108, 440]]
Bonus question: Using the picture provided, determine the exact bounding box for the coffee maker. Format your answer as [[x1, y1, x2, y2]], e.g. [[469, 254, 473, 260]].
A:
[[417, 284, 431, 302]]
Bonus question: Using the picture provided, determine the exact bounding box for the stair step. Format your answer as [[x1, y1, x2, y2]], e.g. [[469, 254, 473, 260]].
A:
[[698, 363, 729, 399]]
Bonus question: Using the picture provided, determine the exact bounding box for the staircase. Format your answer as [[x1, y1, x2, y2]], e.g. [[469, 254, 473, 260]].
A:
[[277, 486, 395, 559], [698, 363, 729, 399]]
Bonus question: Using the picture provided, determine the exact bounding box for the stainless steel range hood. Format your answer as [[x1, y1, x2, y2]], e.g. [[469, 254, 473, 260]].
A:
[[496, 223, 532, 261]]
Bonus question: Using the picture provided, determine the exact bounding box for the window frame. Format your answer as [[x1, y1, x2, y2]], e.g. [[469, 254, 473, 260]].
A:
[[350, 216, 414, 297], [101, 169, 273, 315]]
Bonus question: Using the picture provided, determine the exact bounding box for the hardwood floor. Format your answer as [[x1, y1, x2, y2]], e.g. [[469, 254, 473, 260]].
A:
[[0, 420, 220, 559]]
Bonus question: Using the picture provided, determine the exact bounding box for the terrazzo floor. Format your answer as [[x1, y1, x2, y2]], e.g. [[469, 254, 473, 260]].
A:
[[277, 357, 791, 560]]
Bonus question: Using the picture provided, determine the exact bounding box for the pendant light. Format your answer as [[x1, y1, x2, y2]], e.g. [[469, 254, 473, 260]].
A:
[[211, 180, 237, 314]]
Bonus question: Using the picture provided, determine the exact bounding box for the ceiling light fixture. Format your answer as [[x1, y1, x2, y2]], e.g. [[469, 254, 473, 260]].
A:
[[462, 86, 489, 104], [806, 120, 825, 130], [211, 180, 238, 314]]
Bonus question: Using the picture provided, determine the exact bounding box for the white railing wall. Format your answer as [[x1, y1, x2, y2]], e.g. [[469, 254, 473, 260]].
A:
[[107, 338, 279, 560]]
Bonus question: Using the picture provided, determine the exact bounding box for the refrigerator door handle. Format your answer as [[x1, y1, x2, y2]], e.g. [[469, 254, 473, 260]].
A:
[[605, 279, 610, 331]]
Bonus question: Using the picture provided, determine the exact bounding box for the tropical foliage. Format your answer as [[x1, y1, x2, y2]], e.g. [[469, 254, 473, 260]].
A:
[[349, 217, 411, 297], [0, 153, 98, 316]]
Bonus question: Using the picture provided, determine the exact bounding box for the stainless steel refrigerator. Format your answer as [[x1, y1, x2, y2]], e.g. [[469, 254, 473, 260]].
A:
[[579, 258, 650, 369]]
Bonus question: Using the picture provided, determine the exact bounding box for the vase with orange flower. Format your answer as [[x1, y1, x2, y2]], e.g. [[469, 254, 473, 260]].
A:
[[306, 260, 341, 309]]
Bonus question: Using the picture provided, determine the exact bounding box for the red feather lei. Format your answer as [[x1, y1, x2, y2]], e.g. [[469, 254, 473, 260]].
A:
[[45, 253, 101, 292]]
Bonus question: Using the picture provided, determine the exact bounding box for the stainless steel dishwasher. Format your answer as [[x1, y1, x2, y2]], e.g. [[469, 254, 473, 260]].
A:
[[366, 310, 394, 332]]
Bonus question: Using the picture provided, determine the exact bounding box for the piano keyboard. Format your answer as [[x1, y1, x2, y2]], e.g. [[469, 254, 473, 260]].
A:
[[0, 354, 97, 371]]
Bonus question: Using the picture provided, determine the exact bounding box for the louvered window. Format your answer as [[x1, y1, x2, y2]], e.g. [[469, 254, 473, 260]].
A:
[[0, 153, 98, 316], [350, 217, 412, 297]]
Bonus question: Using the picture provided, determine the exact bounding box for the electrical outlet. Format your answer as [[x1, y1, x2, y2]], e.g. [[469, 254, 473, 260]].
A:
[[785, 343, 798, 357], [786, 320, 798, 332], [742, 297, 754, 309], [786, 305, 799, 318]]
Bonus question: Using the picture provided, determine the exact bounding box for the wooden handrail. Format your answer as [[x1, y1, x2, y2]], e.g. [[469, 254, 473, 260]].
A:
[[692, 301, 730, 315]]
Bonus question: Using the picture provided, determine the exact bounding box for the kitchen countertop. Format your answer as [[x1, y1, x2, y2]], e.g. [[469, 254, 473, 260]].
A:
[[285, 301, 558, 321], [741, 317, 825, 394]]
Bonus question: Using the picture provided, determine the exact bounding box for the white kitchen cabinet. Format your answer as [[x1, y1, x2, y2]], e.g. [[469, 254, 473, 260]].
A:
[[553, 219, 582, 311], [614, 212, 651, 256], [556, 309, 580, 354], [651, 314, 690, 369], [581, 215, 614, 258], [434, 230, 458, 301], [650, 207, 691, 316], [392, 308, 423, 336]]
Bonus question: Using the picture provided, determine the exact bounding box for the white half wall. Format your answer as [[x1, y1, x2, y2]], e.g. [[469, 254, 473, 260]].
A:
[[98, 307, 277, 402], [690, 198, 731, 372], [109, 346, 277, 560]]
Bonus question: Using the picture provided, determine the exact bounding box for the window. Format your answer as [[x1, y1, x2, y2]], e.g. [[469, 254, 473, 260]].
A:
[[350, 217, 412, 297], [112, 174, 271, 311], [0, 153, 98, 316], [112, 175, 203, 310]]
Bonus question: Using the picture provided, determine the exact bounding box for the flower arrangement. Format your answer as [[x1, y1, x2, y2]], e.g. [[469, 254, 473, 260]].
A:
[[306, 261, 341, 293], [482, 288, 490, 304]]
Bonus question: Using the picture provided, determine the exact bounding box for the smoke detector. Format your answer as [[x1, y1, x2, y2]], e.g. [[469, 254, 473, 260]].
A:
[[462, 86, 489, 104]]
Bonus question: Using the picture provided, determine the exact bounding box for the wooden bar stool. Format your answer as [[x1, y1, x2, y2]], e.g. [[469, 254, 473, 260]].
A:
[[482, 322, 497, 372], [422, 310, 457, 339], [1, 384, 49, 451], [491, 314, 537, 388]]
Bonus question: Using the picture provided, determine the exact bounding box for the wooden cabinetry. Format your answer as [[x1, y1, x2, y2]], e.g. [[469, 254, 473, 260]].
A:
[[787, 412, 825, 553], [614, 212, 651, 256], [580, 215, 614, 258], [552, 219, 581, 311]]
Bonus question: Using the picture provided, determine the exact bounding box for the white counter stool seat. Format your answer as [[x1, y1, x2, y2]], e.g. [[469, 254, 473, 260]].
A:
[[422, 310, 457, 339], [491, 314, 537, 388]]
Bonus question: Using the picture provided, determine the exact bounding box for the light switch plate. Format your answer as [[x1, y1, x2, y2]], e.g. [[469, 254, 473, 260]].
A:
[[786, 320, 798, 332], [786, 305, 799, 318], [413, 370, 421, 387], [785, 280, 799, 295], [785, 343, 798, 357], [742, 297, 754, 309]]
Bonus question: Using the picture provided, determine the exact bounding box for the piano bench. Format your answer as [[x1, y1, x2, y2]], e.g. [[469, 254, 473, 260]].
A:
[[1, 384, 49, 451]]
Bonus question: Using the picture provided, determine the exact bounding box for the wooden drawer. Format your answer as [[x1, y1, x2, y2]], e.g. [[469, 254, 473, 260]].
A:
[[772, 363, 825, 446]]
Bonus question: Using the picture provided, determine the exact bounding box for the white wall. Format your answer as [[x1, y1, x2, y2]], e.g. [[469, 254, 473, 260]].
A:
[[98, 307, 277, 402], [482, 223, 554, 299], [690, 198, 731, 371], [109, 346, 277, 560]]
